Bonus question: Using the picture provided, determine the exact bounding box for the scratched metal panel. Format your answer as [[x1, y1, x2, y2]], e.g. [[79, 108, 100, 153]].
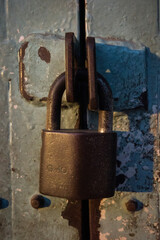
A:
[[21, 35, 147, 111], [0, 0, 80, 239], [7, 0, 77, 41], [21, 34, 65, 99], [1, 0, 160, 240], [87, 0, 160, 239], [95, 39, 147, 110], [99, 192, 159, 239], [86, 0, 159, 53]]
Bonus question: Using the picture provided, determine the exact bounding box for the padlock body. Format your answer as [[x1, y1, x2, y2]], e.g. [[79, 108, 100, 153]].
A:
[[40, 129, 117, 200]]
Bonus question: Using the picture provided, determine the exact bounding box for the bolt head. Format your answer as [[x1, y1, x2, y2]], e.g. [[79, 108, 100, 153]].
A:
[[125, 199, 138, 212], [31, 195, 45, 209]]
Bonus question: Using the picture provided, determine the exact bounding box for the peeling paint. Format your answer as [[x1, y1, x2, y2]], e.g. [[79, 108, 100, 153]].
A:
[[0, 0, 160, 239], [116, 216, 122, 221], [19, 35, 24, 43]]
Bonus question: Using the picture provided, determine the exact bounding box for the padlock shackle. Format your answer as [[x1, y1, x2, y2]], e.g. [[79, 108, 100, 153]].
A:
[[46, 72, 65, 130], [97, 72, 113, 132], [97, 72, 113, 112], [46, 71, 113, 131]]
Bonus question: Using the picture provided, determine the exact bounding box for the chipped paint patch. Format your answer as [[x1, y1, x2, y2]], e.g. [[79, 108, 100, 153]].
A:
[[99, 193, 159, 240], [101, 209, 106, 220], [114, 110, 154, 192], [13, 105, 18, 109], [19, 35, 25, 43], [15, 188, 22, 192], [118, 228, 124, 232], [116, 216, 122, 221]]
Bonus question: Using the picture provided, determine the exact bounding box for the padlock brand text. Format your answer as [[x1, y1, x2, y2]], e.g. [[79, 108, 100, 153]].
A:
[[47, 164, 68, 174]]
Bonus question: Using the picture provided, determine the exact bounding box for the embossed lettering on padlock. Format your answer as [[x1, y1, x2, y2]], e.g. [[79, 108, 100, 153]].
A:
[[39, 71, 117, 200]]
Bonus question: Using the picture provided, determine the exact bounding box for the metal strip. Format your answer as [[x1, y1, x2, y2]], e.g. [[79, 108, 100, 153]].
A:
[[87, 37, 98, 110], [19, 42, 47, 104], [65, 32, 76, 102]]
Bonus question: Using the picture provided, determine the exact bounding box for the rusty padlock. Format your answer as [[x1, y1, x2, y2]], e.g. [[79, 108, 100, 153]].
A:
[[39, 72, 117, 200]]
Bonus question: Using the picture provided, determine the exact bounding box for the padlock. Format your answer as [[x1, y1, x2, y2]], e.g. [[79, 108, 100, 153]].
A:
[[39, 71, 117, 200]]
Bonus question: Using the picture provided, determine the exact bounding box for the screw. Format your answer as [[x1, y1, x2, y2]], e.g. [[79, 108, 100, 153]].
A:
[[31, 195, 45, 209], [125, 199, 138, 212]]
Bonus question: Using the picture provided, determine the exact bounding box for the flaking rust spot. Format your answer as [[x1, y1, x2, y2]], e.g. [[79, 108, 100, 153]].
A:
[[38, 47, 51, 63], [20, 42, 29, 60]]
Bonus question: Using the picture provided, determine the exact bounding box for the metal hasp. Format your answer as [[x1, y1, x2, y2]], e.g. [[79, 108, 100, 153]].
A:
[[39, 68, 117, 199], [19, 42, 48, 103]]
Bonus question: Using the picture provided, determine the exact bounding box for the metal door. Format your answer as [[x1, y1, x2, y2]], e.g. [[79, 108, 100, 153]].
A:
[[0, 0, 159, 239]]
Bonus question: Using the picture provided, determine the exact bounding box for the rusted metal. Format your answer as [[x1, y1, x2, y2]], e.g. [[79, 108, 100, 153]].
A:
[[65, 32, 76, 102], [38, 47, 51, 63], [125, 199, 138, 212], [30, 194, 45, 209], [62, 200, 83, 239], [65, 36, 98, 109], [98, 110, 113, 133], [40, 129, 116, 199], [89, 199, 101, 240], [39, 69, 117, 200], [86, 37, 98, 110], [19, 42, 47, 103]]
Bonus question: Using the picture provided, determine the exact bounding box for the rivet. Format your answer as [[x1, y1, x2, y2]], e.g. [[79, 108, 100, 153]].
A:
[[125, 199, 138, 212], [31, 195, 45, 209]]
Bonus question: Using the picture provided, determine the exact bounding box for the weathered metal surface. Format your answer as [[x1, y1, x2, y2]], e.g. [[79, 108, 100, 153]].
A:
[[19, 35, 148, 111], [87, 37, 98, 111], [95, 39, 147, 111], [65, 32, 76, 102], [0, 0, 80, 239], [86, 1, 160, 238], [89, 199, 101, 240], [16, 34, 158, 238], [62, 200, 83, 239], [8, 0, 77, 41], [86, 0, 158, 53], [30, 194, 46, 209], [86, 108, 160, 239], [19, 34, 65, 104], [1, 0, 160, 239], [0, 41, 12, 240], [40, 130, 117, 199], [99, 192, 159, 240], [10, 63, 79, 240], [40, 70, 116, 199]]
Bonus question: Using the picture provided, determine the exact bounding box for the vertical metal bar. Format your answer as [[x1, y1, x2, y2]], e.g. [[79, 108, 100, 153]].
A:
[[65, 32, 75, 102], [81, 200, 90, 239], [78, 70, 90, 239], [89, 200, 101, 240], [78, 2, 101, 240], [87, 37, 98, 110], [78, 0, 86, 68], [77, 2, 90, 238]]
